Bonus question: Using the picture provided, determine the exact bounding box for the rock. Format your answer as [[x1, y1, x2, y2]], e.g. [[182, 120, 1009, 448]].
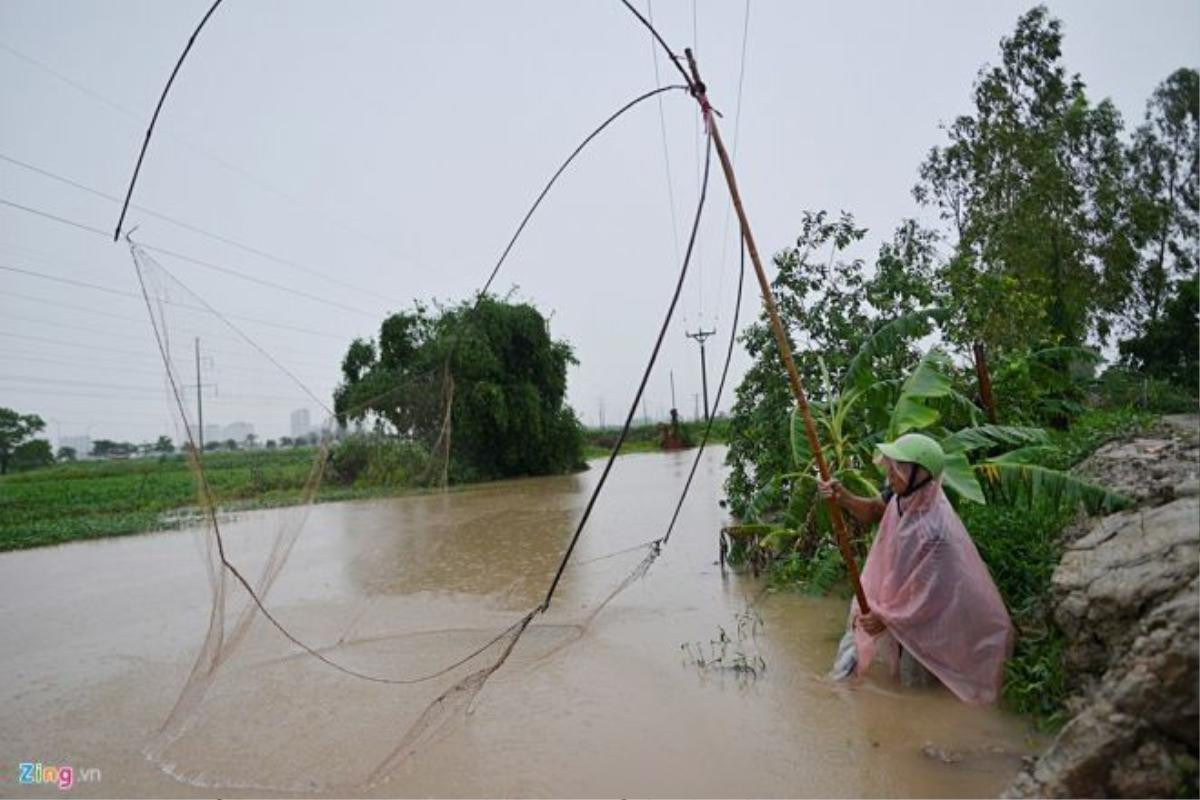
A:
[[1109, 740, 1186, 798], [1006, 420, 1200, 798], [1073, 417, 1200, 509], [1053, 499, 1199, 676]]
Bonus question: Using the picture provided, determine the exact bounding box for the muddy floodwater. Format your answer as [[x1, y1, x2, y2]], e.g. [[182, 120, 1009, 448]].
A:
[[1, 447, 1043, 798]]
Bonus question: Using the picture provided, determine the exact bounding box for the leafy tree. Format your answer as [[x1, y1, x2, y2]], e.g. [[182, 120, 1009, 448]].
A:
[[0, 407, 45, 475], [12, 439, 54, 472], [1124, 68, 1199, 329], [915, 6, 1136, 352], [204, 440, 221, 452], [244, 433, 257, 449], [730, 345, 1127, 571], [154, 435, 175, 454], [224, 439, 238, 451], [335, 294, 584, 481], [1119, 272, 1199, 393], [56, 445, 77, 462], [279, 436, 293, 448], [726, 211, 940, 514], [266, 439, 277, 450]]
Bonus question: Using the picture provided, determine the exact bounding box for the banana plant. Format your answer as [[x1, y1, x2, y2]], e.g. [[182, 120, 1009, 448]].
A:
[[740, 312, 1128, 554]]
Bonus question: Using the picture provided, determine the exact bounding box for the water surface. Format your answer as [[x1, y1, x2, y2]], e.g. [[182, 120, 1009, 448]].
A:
[[0, 447, 1040, 797]]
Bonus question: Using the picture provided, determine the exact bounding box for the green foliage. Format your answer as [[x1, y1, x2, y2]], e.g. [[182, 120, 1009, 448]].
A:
[[334, 294, 584, 481], [958, 406, 1150, 725], [1119, 272, 1200, 395], [0, 446, 426, 551], [0, 407, 46, 475], [580, 417, 729, 460], [726, 211, 935, 520], [986, 345, 1103, 428], [328, 434, 429, 487], [1096, 366, 1198, 414], [1125, 69, 1198, 332], [915, 6, 1138, 350], [11, 439, 54, 472]]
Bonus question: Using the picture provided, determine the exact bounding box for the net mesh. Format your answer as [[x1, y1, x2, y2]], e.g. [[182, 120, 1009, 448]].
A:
[[127, 242, 671, 792]]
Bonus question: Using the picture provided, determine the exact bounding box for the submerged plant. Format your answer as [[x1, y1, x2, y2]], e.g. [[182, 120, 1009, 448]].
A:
[[680, 608, 767, 681]]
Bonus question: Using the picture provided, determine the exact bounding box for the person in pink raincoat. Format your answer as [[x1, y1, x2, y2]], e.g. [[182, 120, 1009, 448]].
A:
[[819, 433, 1014, 704]]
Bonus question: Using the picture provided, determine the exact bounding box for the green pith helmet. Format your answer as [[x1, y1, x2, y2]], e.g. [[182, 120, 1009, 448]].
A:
[[877, 433, 945, 479]]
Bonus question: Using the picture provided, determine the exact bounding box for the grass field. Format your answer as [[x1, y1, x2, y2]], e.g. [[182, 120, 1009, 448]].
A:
[[0, 448, 376, 551], [1, 418, 730, 551], [580, 417, 731, 460]]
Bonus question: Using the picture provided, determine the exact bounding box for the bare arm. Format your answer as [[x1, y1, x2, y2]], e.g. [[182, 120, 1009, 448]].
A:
[[817, 479, 887, 525]]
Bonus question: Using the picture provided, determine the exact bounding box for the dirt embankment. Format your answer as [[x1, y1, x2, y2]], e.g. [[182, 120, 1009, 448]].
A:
[[1006, 415, 1200, 798]]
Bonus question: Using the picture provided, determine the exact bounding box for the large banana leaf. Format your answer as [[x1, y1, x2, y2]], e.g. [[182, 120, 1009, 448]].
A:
[[975, 461, 1130, 515], [988, 444, 1060, 463], [887, 351, 954, 439], [745, 473, 785, 523], [942, 450, 987, 504], [844, 308, 948, 391], [942, 425, 1051, 454]]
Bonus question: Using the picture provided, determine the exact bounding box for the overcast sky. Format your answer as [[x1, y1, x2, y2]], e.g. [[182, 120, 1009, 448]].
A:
[[1, 0, 1196, 446]]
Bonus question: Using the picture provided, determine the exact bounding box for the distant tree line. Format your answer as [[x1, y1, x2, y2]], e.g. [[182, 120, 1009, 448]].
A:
[[727, 6, 1198, 509]]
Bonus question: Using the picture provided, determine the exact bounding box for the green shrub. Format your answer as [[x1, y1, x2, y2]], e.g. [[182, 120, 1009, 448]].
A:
[[1095, 367, 1198, 414], [329, 435, 429, 487]]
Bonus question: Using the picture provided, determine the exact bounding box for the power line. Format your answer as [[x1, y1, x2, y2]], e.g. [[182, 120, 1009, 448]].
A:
[[130, 243, 336, 416], [0, 197, 109, 237], [713, 0, 752, 325], [0, 262, 354, 340], [0, 38, 415, 265], [135, 240, 377, 318], [0, 288, 284, 352], [2, 345, 333, 382], [0, 376, 331, 404], [0, 196, 378, 317], [0, 152, 405, 304], [0, 329, 334, 372], [645, 1, 683, 267]]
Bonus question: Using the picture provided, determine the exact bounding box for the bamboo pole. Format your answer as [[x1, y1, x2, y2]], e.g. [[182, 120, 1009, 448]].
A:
[[684, 48, 870, 614]]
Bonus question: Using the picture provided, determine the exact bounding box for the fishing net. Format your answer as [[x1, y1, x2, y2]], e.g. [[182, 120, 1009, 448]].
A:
[[127, 243, 672, 792], [111, 72, 749, 791], [120, 148, 729, 794]]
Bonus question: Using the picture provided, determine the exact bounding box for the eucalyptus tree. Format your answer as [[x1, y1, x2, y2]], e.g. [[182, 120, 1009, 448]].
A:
[[1126, 68, 1199, 329], [915, 6, 1137, 356]]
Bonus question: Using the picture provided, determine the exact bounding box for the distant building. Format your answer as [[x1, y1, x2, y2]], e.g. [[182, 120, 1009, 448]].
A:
[[222, 422, 254, 443], [290, 409, 312, 439]]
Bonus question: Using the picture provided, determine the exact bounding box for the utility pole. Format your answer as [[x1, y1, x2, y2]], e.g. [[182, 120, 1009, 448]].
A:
[[686, 327, 715, 421], [186, 338, 216, 454], [669, 369, 677, 411], [195, 337, 204, 452], [693, 393, 700, 422]]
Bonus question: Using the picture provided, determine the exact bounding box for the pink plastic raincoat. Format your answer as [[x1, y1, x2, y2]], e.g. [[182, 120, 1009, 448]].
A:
[[852, 480, 1014, 704]]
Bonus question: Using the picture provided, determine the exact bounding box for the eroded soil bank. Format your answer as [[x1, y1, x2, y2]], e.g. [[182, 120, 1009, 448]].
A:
[[1006, 415, 1200, 798]]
